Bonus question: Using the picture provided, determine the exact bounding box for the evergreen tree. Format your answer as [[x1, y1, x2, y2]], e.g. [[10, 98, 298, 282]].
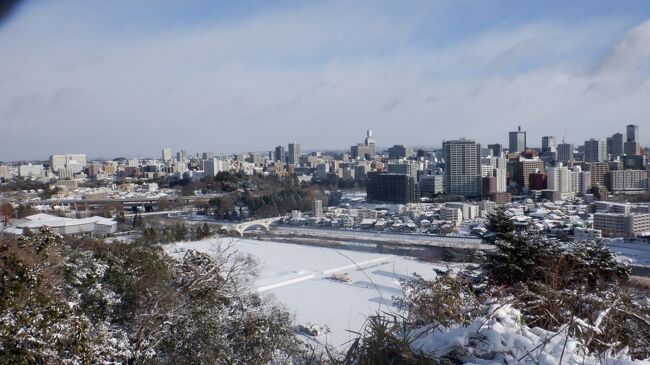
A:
[[196, 223, 211, 239], [115, 211, 126, 224], [483, 206, 515, 243], [173, 222, 188, 241], [143, 226, 157, 244], [483, 232, 550, 286]]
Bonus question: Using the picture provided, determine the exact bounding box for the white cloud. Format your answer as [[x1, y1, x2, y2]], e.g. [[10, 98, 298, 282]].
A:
[[0, 2, 648, 160]]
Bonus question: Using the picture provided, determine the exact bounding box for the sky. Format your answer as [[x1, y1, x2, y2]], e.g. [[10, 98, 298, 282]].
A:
[[1, 0, 650, 161]]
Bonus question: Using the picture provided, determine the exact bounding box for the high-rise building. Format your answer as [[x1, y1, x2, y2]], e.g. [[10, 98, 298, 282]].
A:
[[557, 143, 574, 163], [528, 171, 548, 190], [541, 136, 556, 153], [443, 139, 482, 197], [387, 161, 418, 180], [493, 168, 507, 193], [590, 162, 610, 188], [481, 156, 507, 170], [388, 145, 413, 159], [623, 154, 647, 170], [0, 165, 9, 180], [351, 130, 376, 160], [49, 154, 87, 175], [419, 175, 444, 196], [627, 124, 639, 142], [162, 148, 172, 162], [366, 173, 419, 204], [548, 164, 571, 195], [365, 129, 375, 150], [274, 145, 286, 163], [607, 170, 649, 192], [487, 143, 502, 157], [203, 158, 230, 176], [606, 133, 624, 157], [176, 150, 187, 162], [509, 126, 526, 153], [624, 141, 641, 156], [288, 143, 301, 165], [569, 166, 591, 196], [584, 139, 607, 162], [512, 159, 545, 188]]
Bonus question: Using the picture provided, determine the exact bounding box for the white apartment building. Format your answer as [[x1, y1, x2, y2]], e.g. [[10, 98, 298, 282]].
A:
[[593, 212, 650, 238], [203, 158, 231, 176], [607, 170, 648, 192]]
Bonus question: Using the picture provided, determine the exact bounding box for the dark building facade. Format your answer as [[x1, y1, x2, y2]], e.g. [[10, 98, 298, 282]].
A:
[[366, 173, 419, 204], [529, 172, 548, 190]]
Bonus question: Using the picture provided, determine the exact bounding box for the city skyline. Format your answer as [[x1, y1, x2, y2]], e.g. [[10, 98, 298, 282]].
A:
[[0, 123, 646, 163], [1, 1, 650, 160]]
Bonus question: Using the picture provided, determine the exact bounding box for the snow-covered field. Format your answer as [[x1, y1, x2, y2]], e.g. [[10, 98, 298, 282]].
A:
[[164, 238, 444, 348], [608, 240, 650, 267]]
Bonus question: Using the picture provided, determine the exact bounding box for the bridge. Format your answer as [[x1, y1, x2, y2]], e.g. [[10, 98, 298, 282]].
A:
[[223, 217, 283, 236]]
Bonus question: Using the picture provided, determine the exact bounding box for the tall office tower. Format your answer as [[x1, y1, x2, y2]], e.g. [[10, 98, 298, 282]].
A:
[[274, 145, 286, 163], [351, 130, 376, 160], [541, 136, 557, 153], [443, 138, 482, 197], [557, 143, 574, 163], [627, 124, 639, 142], [487, 143, 502, 157], [288, 143, 301, 165], [624, 141, 641, 156], [547, 164, 571, 194], [176, 150, 187, 162], [584, 139, 607, 162], [162, 148, 172, 162], [509, 126, 526, 153], [364, 129, 376, 156], [607, 133, 624, 157]]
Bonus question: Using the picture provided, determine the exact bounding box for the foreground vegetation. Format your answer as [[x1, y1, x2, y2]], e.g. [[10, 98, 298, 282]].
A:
[[336, 207, 650, 364], [0, 228, 301, 364], [1, 207, 649, 364]]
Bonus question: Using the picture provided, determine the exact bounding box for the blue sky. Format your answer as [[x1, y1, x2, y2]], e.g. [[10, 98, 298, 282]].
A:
[[1, 0, 650, 160]]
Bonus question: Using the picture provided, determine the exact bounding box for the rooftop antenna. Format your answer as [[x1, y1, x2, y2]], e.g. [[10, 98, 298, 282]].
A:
[[562, 129, 567, 143]]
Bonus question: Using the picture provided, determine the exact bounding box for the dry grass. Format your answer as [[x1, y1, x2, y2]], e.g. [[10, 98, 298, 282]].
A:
[[630, 275, 650, 292]]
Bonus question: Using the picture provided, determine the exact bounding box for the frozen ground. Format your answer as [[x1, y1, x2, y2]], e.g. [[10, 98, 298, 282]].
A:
[[607, 240, 650, 267], [164, 238, 446, 348]]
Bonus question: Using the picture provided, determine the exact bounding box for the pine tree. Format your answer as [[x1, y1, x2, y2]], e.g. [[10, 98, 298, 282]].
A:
[[173, 222, 188, 241], [484, 206, 515, 243], [196, 223, 211, 239]]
